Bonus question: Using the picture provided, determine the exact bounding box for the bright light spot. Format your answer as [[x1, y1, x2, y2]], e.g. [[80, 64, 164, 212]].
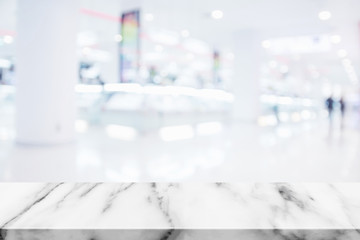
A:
[[82, 47, 91, 55], [258, 115, 277, 127], [330, 35, 341, 44], [291, 112, 302, 122], [301, 110, 312, 120], [3, 35, 13, 44], [318, 11, 332, 20], [144, 13, 154, 21], [342, 59, 358, 83], [75, 84, 103, 93], [337, 49, 348, 58], [196, 122, 223, 136], [159, 125, 194, 141], [262, 40, 271, 49], [106, 124, 138, 141], [104, 83, 143, 93], [114, 34, 122, 42], [211, 10, 224, 19], [279, 112, 290, 122], [181, 29, 190, 38], [75, 120, 88, 133]]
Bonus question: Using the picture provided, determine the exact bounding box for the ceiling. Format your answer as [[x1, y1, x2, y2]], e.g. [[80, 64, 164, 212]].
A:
[[0, 0, 359, 86]]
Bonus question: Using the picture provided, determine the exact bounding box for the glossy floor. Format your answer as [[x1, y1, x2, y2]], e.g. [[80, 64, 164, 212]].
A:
[[1, 110, 360, 182]]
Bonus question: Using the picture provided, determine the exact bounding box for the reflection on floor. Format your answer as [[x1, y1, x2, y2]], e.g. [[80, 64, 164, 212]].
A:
[[0, 113, 360, 182]]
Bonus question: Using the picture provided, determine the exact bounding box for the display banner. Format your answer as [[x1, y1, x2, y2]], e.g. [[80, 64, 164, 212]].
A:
[[120, 10, 140, 83]]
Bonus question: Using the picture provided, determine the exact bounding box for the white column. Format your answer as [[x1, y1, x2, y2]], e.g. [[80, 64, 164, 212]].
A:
[[16, 0, 79, 144], [232, 30, 263, 123]]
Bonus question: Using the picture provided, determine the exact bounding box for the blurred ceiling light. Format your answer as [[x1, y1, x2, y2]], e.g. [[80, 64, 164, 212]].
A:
[[144, 13, 154, 21], [196, 122, 223, 136], [114, 34, 122, 42], [262, 40, 271, 49], [106, 124, 138, 141], [257, 115, 277, 127], [318, 11, 332, 20], [181, 29, 190, 38], [337, 49, 348, 58], [330, 35, 341, 44], [211, 10, 224, 19], [3, 35, 13, 44], [159, 125, 195, 142]]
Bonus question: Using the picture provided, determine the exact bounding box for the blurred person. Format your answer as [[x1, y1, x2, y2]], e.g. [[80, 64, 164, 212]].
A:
[[0, 69, 3, 84], [272, 104, 280, 125], [149, 66, 157, 84], [96, 75, 105, 86], [325, 95, 334, 120], [339, 96, 346, 128]]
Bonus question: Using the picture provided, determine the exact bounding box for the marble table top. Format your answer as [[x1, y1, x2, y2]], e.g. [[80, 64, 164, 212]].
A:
[[1, 183, 360, 230]]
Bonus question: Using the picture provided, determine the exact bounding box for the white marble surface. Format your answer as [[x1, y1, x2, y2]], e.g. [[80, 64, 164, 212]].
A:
[[1, 183, 360, 230], [2, 230, 360, 240]]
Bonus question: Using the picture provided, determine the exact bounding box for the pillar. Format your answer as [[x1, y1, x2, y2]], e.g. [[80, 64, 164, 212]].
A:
[[232, 30, 263, 123], [16, 0, 79, 144]]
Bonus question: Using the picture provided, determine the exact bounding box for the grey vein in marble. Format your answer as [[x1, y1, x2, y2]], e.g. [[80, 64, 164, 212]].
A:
[[0, 183, 360, 230]]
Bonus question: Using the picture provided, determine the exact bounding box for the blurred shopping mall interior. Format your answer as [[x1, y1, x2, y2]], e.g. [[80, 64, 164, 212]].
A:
[[1, 0, 360, 182]]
